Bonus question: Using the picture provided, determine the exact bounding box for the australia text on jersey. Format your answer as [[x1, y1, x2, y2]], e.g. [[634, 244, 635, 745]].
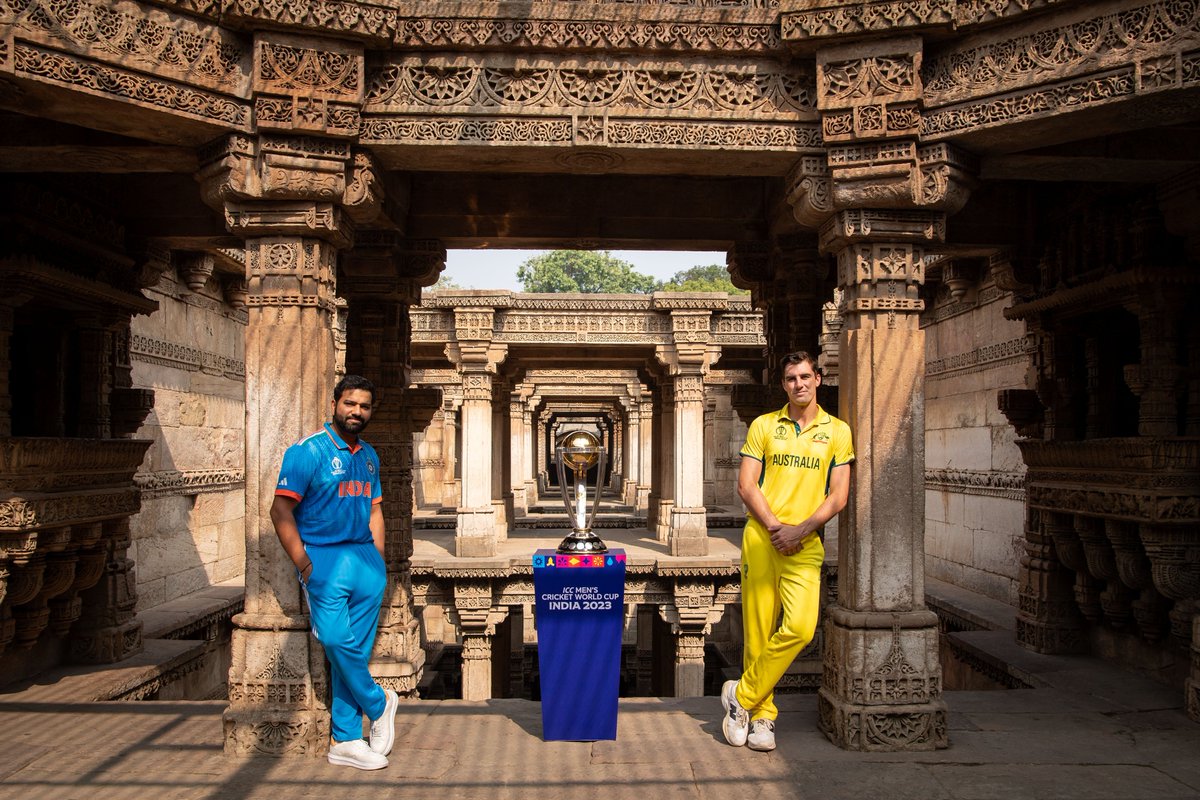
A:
[[769, 454, 821, 469]]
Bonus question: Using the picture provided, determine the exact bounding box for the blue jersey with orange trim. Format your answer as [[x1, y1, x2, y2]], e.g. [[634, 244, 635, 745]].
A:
[[275, 422, 382, 546]]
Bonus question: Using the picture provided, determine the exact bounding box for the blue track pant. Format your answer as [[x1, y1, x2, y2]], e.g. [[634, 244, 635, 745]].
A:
[[302, 540, 387, 742]]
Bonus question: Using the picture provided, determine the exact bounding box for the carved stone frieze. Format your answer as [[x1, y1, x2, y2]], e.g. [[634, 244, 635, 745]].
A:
[[922, 1, 1200, 138], [925, 468, 1025, 500], [925, 336, 1030, 378], [135, 469, 245, 499], [4, 0, 247, 92], [367, 56, 814, 117], [11, 43, 249, 128], [925, 1, 1200, 101], [160, 3, 781, 53], [782, 1, 955, 42], [130, 334, 245, 378]]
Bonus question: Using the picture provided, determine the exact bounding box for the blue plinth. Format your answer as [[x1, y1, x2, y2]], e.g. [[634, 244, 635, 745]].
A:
[[533, 549, 626, 741]]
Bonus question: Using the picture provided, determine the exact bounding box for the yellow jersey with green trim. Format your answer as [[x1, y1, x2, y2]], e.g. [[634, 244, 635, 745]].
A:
[[740, 403, 854, 526]]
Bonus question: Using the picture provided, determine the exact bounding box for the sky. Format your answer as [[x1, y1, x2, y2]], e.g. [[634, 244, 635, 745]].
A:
[[441, 249, 726, 291]]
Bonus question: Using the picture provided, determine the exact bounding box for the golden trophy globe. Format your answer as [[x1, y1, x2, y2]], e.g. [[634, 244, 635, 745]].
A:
[[555, 430, 609, 554]]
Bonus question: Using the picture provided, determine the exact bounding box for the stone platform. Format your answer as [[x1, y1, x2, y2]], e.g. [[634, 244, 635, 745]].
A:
[[1, 650, 1198, 800]]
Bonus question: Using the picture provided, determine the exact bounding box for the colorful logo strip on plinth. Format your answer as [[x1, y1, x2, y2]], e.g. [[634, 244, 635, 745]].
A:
[[532, 552, 626, 569]]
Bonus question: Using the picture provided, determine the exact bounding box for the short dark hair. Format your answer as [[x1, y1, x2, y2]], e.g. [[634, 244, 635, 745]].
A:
[[334, 374, 376, 403], [779, 351, 819, 378]]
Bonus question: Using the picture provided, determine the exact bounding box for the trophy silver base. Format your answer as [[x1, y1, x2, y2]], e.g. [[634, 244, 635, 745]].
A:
[[556, 531, 609, 554]]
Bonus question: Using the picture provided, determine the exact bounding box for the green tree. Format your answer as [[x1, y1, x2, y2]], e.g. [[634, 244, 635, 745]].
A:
[[656, 264, 748, 294], [517, 250, 657, 294], [429, 273, 463, 291]]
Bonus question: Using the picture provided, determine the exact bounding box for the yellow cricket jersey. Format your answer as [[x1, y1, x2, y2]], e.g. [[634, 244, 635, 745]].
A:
[[740, 404, 855, 526]]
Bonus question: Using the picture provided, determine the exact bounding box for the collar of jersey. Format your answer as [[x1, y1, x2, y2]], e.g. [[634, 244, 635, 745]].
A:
[[774, 403, 830, 435], [322, 421, 363, 454]]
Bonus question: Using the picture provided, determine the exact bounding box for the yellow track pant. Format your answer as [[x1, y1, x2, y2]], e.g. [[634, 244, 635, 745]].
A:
[[736, 520, 823, 721]]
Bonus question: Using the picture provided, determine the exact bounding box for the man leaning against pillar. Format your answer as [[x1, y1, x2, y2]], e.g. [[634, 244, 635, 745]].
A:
[[271, 374, 399, 770], [721, 352, 854, 752]]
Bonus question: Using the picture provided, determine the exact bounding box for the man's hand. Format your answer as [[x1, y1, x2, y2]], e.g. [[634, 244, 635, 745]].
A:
[[770, 523, 817, 555]]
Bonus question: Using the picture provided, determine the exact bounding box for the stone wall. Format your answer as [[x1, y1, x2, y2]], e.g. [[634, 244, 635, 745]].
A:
[[923, 275, 1028, 606], [129, 267, 246, 611]]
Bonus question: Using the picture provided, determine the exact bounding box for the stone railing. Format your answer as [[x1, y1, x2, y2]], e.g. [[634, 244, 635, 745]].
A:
[[411, 554, 741, 700], [0, 437, 151, 664], [1016, 437, 1200, 717]]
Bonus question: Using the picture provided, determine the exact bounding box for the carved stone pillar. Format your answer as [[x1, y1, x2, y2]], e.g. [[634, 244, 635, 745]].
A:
[[446, 310, 507, 556], [524, 395, 541, 505], [651, 381, 674, 542], [441, 395, 462, 509], [637, 392, 653, 512], [199, 129, 360, 755], [816, 207, 948, 750], [491, 378, 510, 540], [452, 581, 508, 700], [657, 306, 717, 557], [341, 233, 445, 698], [782, 25, 979, 749], [1126, 289, 1185, 437], [509, 388, 532, 518], [660, 577, 727, 697], [74, 317, 115, 440], [620, 394, 640, 507]]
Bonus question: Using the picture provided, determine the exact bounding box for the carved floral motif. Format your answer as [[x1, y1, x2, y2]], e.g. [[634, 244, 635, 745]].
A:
[[367, 57, 813, 114]]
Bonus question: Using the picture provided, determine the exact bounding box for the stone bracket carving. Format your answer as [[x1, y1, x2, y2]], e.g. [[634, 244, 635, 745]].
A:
[[251, 32, 364, 138]]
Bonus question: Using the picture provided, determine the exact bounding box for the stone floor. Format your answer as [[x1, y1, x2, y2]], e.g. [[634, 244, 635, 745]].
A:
[[4, 522, 1196, 799], [2, 648, 1198, 800]]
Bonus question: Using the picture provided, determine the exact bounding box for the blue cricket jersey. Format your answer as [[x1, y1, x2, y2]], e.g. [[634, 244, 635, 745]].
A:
[[275, 422, 382, 546]]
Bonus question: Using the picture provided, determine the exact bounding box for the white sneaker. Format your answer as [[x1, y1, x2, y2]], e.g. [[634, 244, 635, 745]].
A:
[[720, 679, 749, 747], [328, 738, 388, 770], [747, 718, 776, 751], [369, 688, 399, 756]]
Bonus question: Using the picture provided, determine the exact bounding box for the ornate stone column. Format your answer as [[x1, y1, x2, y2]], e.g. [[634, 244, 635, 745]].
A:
[[451, 580, 509, 700], [657, 303, 718, 557], [491, 377, 510, 540], [199, 130, 359, 755], [659, 577, 728, 697], [650, 380, 673, 542], [637, 391, 654, 513], [620, 392, 640, 507], [509, 387, 532, 518], [341, 233, 446, 698], [816, 206, 949, 751], [440, 394, 462, 509], [524, 394, 541, 505], [778, 27, 976, 751], [445, 306, 508, 557]]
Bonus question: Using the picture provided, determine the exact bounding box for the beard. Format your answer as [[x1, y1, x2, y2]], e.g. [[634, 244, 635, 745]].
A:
[[333, 412, 369, 438]]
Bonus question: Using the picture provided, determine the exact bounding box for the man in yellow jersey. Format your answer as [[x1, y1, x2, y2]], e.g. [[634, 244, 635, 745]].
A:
[[721, 351, 854, 751]]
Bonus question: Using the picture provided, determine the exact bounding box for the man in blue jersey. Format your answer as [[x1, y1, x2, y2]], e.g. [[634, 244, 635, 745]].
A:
[[272, 374, 398, 770]]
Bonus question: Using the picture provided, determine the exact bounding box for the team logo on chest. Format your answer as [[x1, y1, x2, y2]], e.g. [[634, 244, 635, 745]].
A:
[[812, 432, 830, 445], [367, 461, 375, 475]]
